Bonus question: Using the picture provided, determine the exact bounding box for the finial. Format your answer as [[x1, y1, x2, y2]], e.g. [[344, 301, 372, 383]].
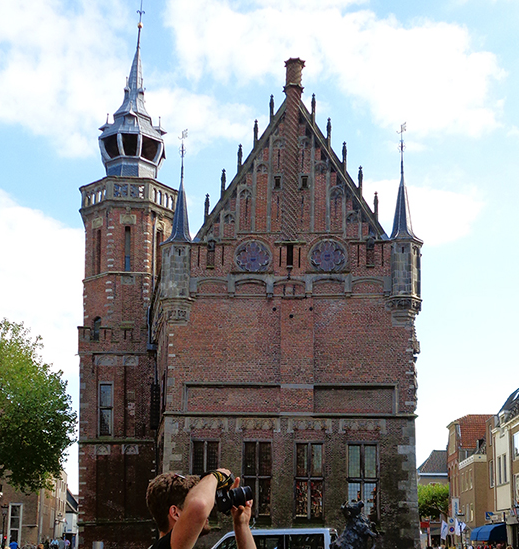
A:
[[397, 122, 406, 176], [204, 194, 210, 221], [270, 95, 274, 120], [254, 120, 259, 145], [311, 94, 316, 123], [374, 192, 379, 220], [326, 118, 332, 148], [221, 169, 226, 197], [105, 113, 109, 124], [179, 129, 188, 186], [237, 144, 243, 171], [358, 166, 363, 195], [137, 0, 145, 45], [342, 142, 347, 173]]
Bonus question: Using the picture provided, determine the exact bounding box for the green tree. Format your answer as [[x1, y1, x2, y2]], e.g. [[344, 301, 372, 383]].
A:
[[0, 319, 76, 492], [418, 483, 450, 519]]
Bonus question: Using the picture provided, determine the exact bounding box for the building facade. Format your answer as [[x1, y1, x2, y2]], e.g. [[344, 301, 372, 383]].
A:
[[0, 472, 68, 547], [78, 28, 423, 549]]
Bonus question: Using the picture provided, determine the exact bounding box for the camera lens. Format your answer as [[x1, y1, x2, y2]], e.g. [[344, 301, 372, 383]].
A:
[[228, 485, 253, 507]]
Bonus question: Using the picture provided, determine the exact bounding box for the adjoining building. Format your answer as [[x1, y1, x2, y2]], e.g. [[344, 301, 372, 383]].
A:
[[78, 23, 423, 549], [0, 472, 68, 547]]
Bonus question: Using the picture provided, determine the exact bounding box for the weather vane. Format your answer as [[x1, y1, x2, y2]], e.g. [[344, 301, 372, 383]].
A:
[[397, 122, 406, 166], [179, 129, 188, 159], [137, 0, 145, 25]]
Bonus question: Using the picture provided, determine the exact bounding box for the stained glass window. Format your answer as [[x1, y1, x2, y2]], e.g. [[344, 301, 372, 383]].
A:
[[295, 443, 324, 519], [310, 240, 347, 272], [235, 241, 271, 272]]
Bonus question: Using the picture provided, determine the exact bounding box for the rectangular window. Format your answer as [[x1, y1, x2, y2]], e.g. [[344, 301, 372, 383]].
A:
[[295, 443, 323, 520], [243, 442, 272, 518], [94, 229, 102, 275], [503, 454, 508, 483], [191, 441, 219, 475], [8, 504, 22, 544], [99, 383, 113, 436], [514, 433, 519, 460], [347, 444, 378, 519], [489, 460, 495, 488], [498, 456, 502, 485], [124, 226, 131, 271]]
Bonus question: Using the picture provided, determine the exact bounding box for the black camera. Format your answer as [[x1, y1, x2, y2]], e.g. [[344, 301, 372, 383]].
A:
[[215, 484, 253, 514]]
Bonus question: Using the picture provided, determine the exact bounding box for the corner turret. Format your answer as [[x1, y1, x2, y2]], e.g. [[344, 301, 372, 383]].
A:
[[98, 21, 166, 178], [388, 124, 422, 323]]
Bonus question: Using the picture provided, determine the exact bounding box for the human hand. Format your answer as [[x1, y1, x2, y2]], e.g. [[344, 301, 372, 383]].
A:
[[230, 476, 253, 527]]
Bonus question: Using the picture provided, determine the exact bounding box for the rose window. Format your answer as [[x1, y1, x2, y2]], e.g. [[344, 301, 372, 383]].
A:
[[310, 240, 347, 272], [235, 241, 271, 272]]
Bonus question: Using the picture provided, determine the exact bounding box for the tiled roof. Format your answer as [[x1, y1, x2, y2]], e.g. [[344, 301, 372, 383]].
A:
[[455, 414, 492, 448], [418, 450, 447, 475]]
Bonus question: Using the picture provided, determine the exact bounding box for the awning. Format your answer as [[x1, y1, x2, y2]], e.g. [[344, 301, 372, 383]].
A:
[[470, 523, 506, 542]]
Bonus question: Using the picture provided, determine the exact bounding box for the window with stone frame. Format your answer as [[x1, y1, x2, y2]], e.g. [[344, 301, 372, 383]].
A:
[[347, 444, 378, 519], [295, 443, 324, 520], [191, 441, 219, 475], [8, 504, 22, 544], [243, 441, 272, 518], [99, 383, 113, 436]]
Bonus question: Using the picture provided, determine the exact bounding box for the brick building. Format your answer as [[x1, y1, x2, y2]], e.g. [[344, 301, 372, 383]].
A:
[[78, 26, 423, 549]]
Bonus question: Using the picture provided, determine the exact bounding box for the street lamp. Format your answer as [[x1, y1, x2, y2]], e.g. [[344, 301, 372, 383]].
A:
[[1, 505, 8, 548]]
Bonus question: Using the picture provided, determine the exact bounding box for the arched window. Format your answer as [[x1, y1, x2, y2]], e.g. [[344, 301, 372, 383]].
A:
[[93, 317, 101, 341]]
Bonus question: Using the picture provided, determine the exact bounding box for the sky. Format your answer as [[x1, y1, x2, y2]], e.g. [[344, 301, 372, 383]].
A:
[[1, 0, 518, 495]]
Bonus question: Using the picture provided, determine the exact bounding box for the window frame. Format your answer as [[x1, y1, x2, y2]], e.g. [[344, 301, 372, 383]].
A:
[[191, 440, 220, 475], [346, 443, 379, 519], [242, 440, 272, 519], [294, 442, 324, 521], [7, 503, 23, 545], [98, 382, 114, 437]]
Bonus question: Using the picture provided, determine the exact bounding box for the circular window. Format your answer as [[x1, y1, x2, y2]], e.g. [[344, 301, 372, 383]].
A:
[[310, 240, 347, 272], [235, 241, 272, 272]]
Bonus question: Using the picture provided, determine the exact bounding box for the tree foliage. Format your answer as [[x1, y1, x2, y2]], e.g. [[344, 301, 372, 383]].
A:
[[0, 319, 76, 492], [418, 483, 450, 519]]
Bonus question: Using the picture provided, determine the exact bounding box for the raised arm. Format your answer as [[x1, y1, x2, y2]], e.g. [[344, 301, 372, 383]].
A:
[[170, 469, 230, 549], [230, 477, 256, 549]]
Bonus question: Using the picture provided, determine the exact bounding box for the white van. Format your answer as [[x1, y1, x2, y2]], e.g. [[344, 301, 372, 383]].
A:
[[210, 528, 338, 549]]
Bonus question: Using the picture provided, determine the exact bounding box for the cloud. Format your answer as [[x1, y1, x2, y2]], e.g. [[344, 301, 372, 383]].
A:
[[0, 188, 83, 489], [165, 0, 505, 137], [364, 178, 484, 245]]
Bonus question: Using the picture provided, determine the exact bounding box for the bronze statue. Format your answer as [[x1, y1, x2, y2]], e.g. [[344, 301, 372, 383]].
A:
[[330, 501, 378, 549]]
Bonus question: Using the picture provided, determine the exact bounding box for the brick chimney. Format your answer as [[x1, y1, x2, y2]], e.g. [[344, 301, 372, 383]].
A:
[[281, 58, 305, 241]]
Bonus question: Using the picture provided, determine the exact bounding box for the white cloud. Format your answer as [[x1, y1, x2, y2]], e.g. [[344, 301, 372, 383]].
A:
[[364, 178, 484, 245], [0, 0, 131, 157], [165, 0, 505, 137], [0, 188, 83, 490]]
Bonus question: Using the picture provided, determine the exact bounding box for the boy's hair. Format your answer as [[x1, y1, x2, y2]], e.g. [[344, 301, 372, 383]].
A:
[[146, 473, 200, 533]]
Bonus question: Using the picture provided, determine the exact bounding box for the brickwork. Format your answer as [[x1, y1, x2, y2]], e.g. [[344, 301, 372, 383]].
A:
[[78, 177, 175, 549], [80, 56, 422, 549]]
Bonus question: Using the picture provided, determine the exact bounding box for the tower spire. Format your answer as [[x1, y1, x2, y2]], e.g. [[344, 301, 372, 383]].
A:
[[98, 3, 166, 178], [165, 130, 191, 243], [390, 123, 417, 240]]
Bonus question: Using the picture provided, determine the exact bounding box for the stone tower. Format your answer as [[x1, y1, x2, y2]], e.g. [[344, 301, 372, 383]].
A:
[[148, 59, 423, 549], [77, 23, 176, 549]]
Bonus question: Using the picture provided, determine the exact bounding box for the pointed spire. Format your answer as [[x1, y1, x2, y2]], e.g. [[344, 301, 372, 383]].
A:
[[358, 166, 363, 196], [342, 142, 347, 174], [165, 131, 191, 243], [237, 144, 243, 171], [254, 120, 259, 146], [98, 11, 166, 178], [391, 123, 417, 240], [204, 194, 210, 222], [326, 118, 332, 148], [311, 94, 316, 124], [374, 192, 379, 220], [270, 95, 275, 121], [220, 169, 226, 197]]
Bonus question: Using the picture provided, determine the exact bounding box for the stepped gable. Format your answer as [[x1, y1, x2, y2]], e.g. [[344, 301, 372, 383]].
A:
[[197, 58, 386, 242]]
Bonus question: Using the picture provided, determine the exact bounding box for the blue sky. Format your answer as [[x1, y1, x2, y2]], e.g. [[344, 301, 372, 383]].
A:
[[1, 0, 518, 494]]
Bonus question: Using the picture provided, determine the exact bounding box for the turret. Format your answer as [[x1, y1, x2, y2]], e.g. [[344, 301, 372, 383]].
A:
[[388, 125, 422, 323], [160, 136, 192, 305], [98, 22, 166, 178]]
